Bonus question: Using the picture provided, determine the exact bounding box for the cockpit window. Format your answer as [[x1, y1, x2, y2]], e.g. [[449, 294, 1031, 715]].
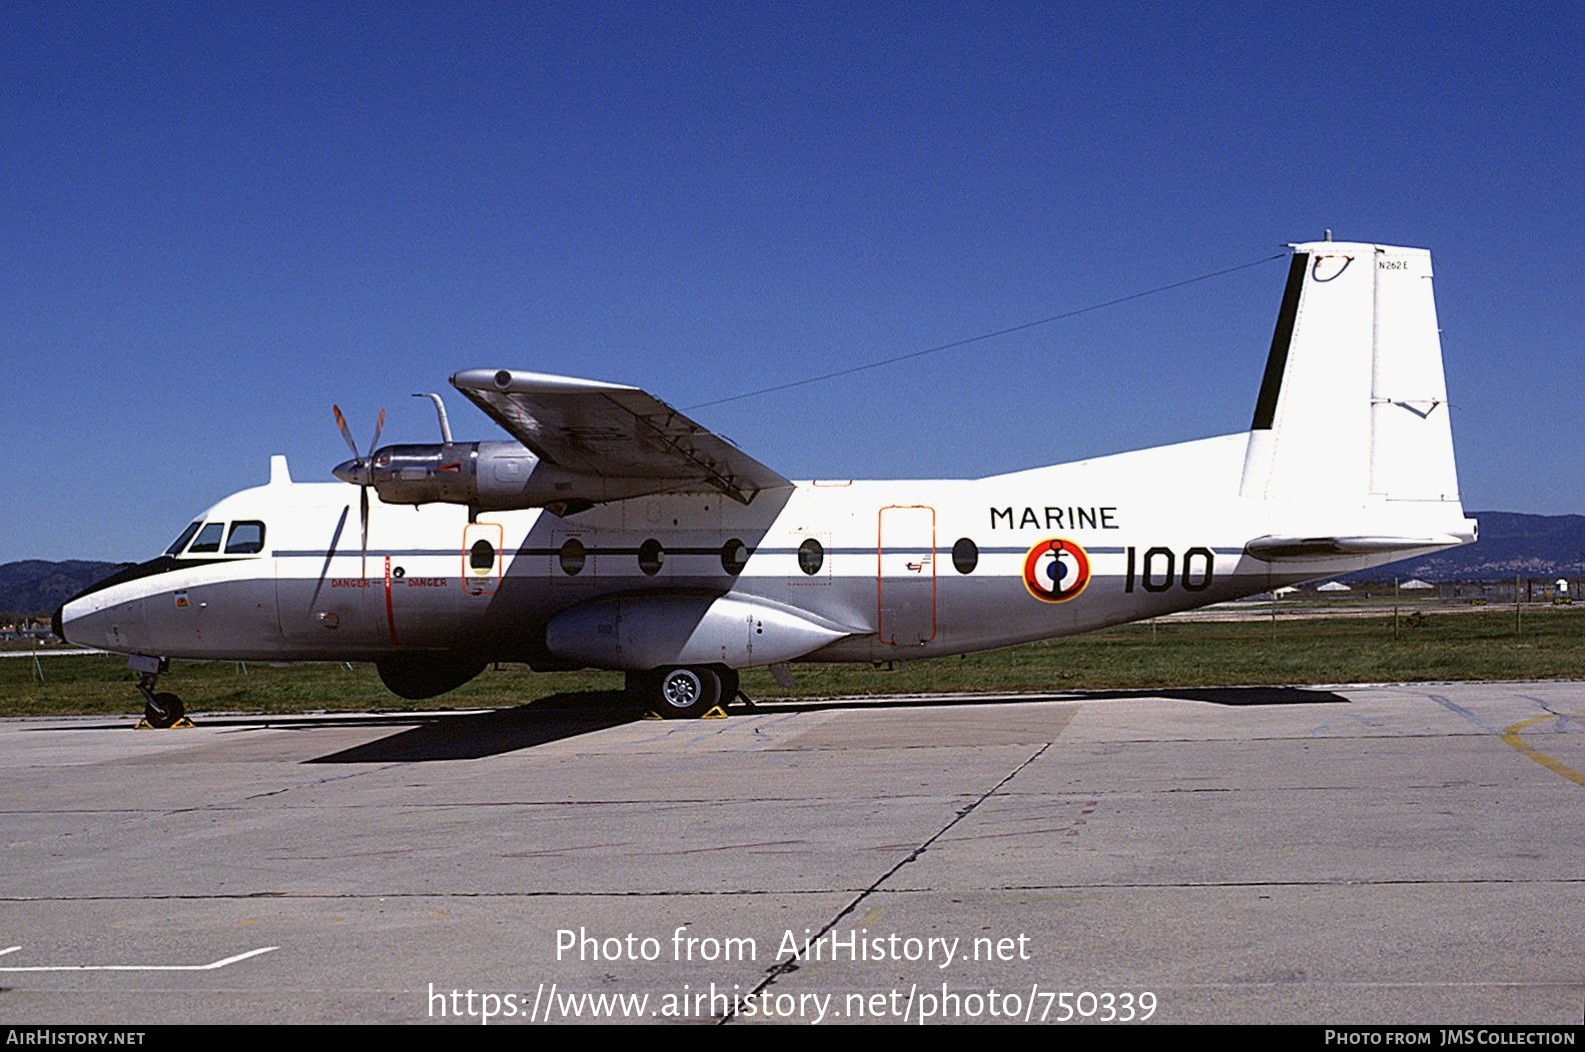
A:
[[165, 522, 202, 556], [187, 522, 225, 554], [225, 521, 266, 555]]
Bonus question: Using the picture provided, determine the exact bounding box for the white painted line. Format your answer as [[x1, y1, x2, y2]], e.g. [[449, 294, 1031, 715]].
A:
[[0, 649, 108, 659], [0, 946, 20, 957], [0, 945, 278, 972]]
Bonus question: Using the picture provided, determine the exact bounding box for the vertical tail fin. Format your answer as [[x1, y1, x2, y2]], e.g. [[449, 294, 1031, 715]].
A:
[[1239, 241, 1460, 506]]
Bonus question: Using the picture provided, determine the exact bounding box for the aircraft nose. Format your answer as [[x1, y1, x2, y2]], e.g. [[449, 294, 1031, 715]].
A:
[[52, 604, 68, 645], [333, 458, 369, 485]]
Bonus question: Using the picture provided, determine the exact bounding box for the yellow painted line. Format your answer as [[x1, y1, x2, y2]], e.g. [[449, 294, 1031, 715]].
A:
[[1500, 709, 1585, 788]]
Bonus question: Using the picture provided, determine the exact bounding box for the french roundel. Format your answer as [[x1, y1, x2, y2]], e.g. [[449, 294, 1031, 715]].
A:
[[1022, 537, 1091, 603]]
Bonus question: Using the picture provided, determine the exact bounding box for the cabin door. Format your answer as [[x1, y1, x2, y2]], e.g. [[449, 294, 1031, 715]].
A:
[[877, 504, 936, 646]]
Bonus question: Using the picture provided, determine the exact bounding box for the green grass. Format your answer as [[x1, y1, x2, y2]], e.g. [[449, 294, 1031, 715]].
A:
[[4, 606, 1581, 719]]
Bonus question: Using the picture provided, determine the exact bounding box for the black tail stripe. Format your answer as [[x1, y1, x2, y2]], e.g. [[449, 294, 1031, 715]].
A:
[[1250, 252, 1308, 431]]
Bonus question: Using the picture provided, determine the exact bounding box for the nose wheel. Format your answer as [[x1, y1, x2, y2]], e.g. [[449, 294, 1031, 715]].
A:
[[134, 664, 190, 729]]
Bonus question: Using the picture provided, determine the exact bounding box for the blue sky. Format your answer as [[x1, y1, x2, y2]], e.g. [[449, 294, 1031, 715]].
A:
[[5, 2, 1581, 563]]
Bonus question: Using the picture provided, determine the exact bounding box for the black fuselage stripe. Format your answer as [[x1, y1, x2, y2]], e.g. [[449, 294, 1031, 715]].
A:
[[77, 544, 1252, 595]]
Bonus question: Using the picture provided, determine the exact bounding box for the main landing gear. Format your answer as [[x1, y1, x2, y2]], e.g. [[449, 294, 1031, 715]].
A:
[[131, 657, 189, 729], [628, 665, 741, 719]]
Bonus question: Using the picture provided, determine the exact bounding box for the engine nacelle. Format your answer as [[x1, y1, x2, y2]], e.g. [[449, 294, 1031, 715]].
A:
[[545, 594, 855, 671], [351, 441, 691, 512]]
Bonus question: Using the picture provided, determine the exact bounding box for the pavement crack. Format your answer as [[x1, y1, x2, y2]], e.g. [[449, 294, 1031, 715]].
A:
[[720, 739, 1054, 1023]]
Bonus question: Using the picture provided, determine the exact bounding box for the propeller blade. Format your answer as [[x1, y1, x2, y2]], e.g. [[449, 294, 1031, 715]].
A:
[[333, 405, 360, 460], [369, 408, 386, 459], [330, 402, 380, 572], [360, 484, 371, 565]]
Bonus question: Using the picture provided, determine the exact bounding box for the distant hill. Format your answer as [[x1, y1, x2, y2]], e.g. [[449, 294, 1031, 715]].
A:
[[1349, 511, 1585, 582], [0, 560, 126, 617]]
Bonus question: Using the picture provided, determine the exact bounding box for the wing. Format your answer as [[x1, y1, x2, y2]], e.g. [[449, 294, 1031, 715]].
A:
[[449, 369, 792, 506]]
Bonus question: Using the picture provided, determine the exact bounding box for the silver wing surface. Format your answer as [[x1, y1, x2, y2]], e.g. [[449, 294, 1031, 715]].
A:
[[450, 369, 792, 506]]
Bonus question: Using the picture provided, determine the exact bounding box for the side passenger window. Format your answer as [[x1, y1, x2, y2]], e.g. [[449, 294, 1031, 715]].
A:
[[797, 538, 824, 575]]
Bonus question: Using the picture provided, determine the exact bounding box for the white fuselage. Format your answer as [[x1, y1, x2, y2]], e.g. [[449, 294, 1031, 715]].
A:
[[57, 430, 1466, 670]]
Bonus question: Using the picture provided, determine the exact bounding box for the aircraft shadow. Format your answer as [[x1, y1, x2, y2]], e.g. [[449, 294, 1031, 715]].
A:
[[1092, 685, 1350, 706], [741, 684, 1350, 714], [308, 685, 1345, 762], [40, 686, 1348, 761], [306, 691, 642, 763]]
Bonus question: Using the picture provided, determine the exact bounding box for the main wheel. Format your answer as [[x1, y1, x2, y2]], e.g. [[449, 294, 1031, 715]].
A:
[[715, 666, 740, 706], [144, 692, 185, 728], [650, 666, 722, 719]]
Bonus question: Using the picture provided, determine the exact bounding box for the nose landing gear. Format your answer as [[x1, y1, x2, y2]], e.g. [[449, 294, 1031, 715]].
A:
[[131, 656, 191, 729]]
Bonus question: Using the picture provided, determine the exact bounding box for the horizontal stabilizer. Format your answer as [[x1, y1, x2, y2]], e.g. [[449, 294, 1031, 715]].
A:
[[1245, 531, 1475, 562]]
